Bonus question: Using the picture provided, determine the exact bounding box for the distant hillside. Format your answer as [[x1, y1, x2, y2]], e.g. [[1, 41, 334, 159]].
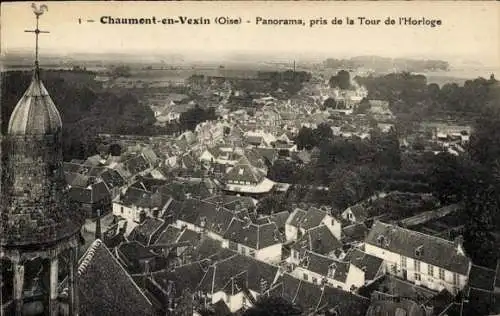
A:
[[323, 56, 450, 72]]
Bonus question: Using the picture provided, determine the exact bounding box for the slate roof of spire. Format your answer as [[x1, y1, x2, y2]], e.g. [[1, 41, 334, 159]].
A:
[[76, 239, 154, 315], [8, 70, 62, 135]]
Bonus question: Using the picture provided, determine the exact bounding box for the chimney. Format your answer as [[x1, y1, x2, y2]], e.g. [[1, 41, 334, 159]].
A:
[[454, 235, 465, 255], [139, 210, 147, 224]]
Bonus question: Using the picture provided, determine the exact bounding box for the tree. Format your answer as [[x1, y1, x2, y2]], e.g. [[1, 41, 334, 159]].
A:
[[295, 127, 317, 150], [242, 296, 302, 316], [329, 70, 352, 90], [109, 143, 122, 156]]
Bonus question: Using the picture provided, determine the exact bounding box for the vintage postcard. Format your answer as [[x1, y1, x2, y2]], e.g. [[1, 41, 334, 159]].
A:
[[1, 1, 499, 315]]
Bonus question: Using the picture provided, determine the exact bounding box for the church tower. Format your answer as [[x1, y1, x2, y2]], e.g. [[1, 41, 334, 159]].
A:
[[0, 4, 84, 316]]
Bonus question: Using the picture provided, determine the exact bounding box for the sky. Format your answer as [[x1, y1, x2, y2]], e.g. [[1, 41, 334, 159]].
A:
[[1, 1, 499, 67]]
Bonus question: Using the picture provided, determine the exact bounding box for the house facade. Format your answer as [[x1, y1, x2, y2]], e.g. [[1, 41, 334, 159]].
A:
[[285, 207, 342, 242], [364, 221, 471, 295], [290, 251, 365, 292]]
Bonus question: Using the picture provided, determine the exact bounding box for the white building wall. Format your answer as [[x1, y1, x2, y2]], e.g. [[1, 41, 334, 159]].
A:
[[285, 224, 298, 242], [322, 216, 342, 240], [255, 243, 282, 264], [364, 243, 468, 294], [345, 264, 365, 291]]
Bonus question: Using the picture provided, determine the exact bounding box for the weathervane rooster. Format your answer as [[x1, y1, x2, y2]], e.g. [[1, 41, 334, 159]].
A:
[[31, 3, 48, 16]]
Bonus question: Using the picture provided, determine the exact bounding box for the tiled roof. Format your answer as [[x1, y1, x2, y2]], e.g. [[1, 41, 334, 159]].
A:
[[365, 221, 471, 275], [177, 228, 201, 244], [191, 237, 230, 262], [223, 218, 282, 250], [366, 298, 426, 316], [204, 195, 257, 211], [124, 154, 150, 175], [345, 248, 384, 281], [131, 177, 169, 192], [198, 253, 279, 295], [342, 223, 369, 243], [90, 181, 110, 203], [154, 225, 182, 245], [288, 207, 329, 231], [225, 161, 265, 184], [120, 187, 163, 209], [271, 273, 370, 315], [117, 241, 157, 262], [468, 264, 496, 292], [65, 172, 89, 188], [128, 218, 165, 246], [77, 240, 154, 315], [318, 285, 370, 315], [270, 211, 291, 231], [348, 203, 369, 221], [194, 201, 235, 235], [303, 251, 350, 282], [68, 187, 92, 204], [150, 262, 207, 299], [292, 225, 343, 256], [100, 169, 125, 189]]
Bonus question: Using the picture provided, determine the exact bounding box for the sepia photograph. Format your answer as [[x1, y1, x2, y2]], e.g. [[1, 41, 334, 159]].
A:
[[1, 1, 499, 315]]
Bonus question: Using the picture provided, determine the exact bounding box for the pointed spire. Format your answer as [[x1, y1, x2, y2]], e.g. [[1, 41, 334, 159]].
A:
[[24, 3, 50, 74]]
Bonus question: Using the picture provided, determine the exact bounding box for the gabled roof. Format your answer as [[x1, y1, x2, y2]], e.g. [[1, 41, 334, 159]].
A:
[[177, 228, 201, 244], [346, 203, 369, 221], [288, 207, 330, 231], [223, 218, 283, 250], [198, 253, 279, 295], [65, 172, 89, 188], [292, 225, 342, 256], [342, 223, 369, 243], [365, 221, 471, 275], [117, 241, 157, 263], [124, 154, 150, 175], [225, 159, 266, 184], [154, 225, 182, 246], [67, 182, 110, 204], [194, 201, 235, 235], [270, 211, 291, 231], [120, 187, 163, 209], [318, 285, 370, 315], [271, 273, 370, 315], [100, 169, 125, 189], [467, 264, 496, 292], [303, 251, 350, 282], [76, 240, 154, 315], [150, 262, 207, 299], [345, 248, 384, 281], [128, 218, 165, 246]]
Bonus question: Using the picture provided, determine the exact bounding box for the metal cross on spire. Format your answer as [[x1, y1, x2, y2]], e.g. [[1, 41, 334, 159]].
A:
[[24, 3, 49, 72]]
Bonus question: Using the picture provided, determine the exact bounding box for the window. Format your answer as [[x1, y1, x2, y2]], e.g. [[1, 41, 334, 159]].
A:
[[331, 219, 335, 225], [414, 273, 421, 281], [414, 260, 421, 273], [121, 206, 124, 214], [401, 256, 407, 269], [428, 265, 434, 277], [241, 247, 247, 256], [439, 268, 445, 280], [293, 250, 298, 259], [391, 264, 397, 274], [312, 277, 318, 284], [303, 273, 308, 281], [453, 273, 459, 286]]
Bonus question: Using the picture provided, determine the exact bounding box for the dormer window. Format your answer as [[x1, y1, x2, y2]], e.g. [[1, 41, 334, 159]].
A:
[[377, 235, 385, 246], [415, 245, 423, 258], [328, 263, 337, 278]]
